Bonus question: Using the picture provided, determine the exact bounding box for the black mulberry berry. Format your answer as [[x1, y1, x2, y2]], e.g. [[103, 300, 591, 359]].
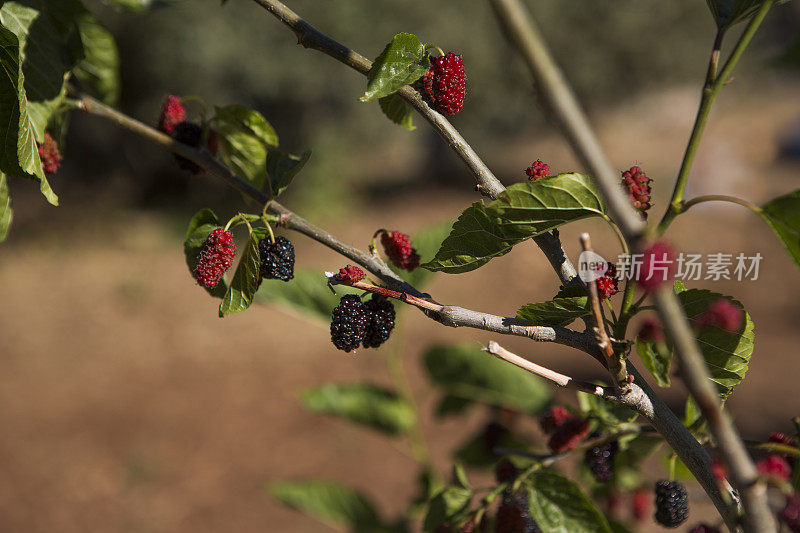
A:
[[330, 295, 368, 352], [362, 296, 395, 348], [654, 480, 688, 528], [494, 489, 541, 533], [258, 236, 295, 281], [172, 121, 204, 175], [584, 440, 618, 483]]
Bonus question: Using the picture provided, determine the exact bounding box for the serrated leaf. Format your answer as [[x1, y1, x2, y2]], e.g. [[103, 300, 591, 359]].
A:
[[214, 105, 278, 147], [183, 209, 227, 298], [678, 289, 754, 399], [301, 383, 415, 436], [360, 33, 430, 103], [423, 174, 606, 274], [423, 344, 551, 414], [636, 338, 671, 387], [214, 113, 269, 192], [422, 486, 472, 532], [266, 148, 311, 199], [516, 297, 589, 327], [378, 93, 414, 130], [219, 227, 268, 317], [761, 189, 800, 273], [527, 470, 612, 533], [73, 13, 119, 105], [0, 25, 58, 204], [269, 480, 384, 531], [0, 173, 11, 242]]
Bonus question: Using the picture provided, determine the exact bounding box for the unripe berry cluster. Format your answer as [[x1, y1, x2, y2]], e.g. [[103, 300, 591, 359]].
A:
[[539, 406, 590, 453], [194, 228, 236, 288], [596, 262, 619, 299], [525, 159, 550, 181], [421, 53, 466, 116], [381, 231, 420, 271], [621, 166, 652, 218], [38, 132, 61, 175], [157, 95, 219, 175]]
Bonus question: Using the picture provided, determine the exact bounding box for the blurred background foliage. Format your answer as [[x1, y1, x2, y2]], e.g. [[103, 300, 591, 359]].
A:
[[61, 0, 798, 221]]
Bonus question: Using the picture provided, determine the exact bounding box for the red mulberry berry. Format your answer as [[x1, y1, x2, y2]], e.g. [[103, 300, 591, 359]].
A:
[[362, 296, 396, 349], [37, 132, 61, 175], [381, 231, 420, 271], [621, 166, 652, 219], [157, 95, 186, 135], [494, 458, 518, 483], [711, 458, 728, 482], [637, 241, 675, 291], [783, 494, 800, 533], [688, 524, 721, 533], [770, 433, 797, 446], [335, 265, 365, 285], [330, 294, 368, 352], [637, 318, 664, 343], [654, 480, 688, 528], [584, 440, 618, 483], [757, 454, 792, 481], [596, 262, 619, 299], [194, 228, 236, 288], [422, 52, 466, 116], [539, 405, 570, 434], [171, 121, 205, 175], [258, 236, 295, 282], [548, 418, 591, 453], [525, 159, 550, 181], [694, 299, 743, 332], [494, 488, 541, 533], [631, 488, 649, 522]]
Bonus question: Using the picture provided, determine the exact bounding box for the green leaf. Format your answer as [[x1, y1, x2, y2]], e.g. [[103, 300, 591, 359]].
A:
[[214, 105, 278, 147], [516, 296, 589, 327], [378, 94, 415, 131], [301, 383, 415, 436], [360, 33, 429, 103], [684, 396, 702, 427], [704, 0, 782, 30], [678, 289, 754, 399], [104, 0, 155, 12], [0, 25, 58, 204], [73, 12, 119, 106], [183, 208, 227, 298], [423, 344, 551, 414], [577, 390, 637, 427], [527, 470, 612, 533], [636, 338, 671, 387], [761, 189, 800, 272], [219, 227, 268, 317], [451, 463, 471, 490], [422, 486, 472, 532], [434, 395, 473, 418], [269, 480, 384, 531], [266, 148, 311, 199], [0, 173, 11, 242], [424, 174, 607, 274]]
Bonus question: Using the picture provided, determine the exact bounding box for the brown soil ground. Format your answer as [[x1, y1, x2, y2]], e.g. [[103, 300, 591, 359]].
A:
[[1, 79, 800, 532]]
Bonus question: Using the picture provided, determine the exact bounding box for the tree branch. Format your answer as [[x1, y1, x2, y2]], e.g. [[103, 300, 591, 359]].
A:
[[487, 0, 771, 530], [247, 0, 579, 288]]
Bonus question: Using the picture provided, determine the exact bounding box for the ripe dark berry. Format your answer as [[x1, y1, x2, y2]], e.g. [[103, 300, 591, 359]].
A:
[[335, 265, 365, 285], [494, 458, 518, 483], [693, 299, 743, 332], [596, 262, 619, 299], [482, 421, 511, 455], [38, 132, 61, 175], [194, 228, 236, 288], [756, 454, 791, 481], [637, 241, 675, 291], [688, 524, 721, 533], [494, 489, 541, 533], [584, 440, 619, 483], [157, 95, 186, 135], [172, 121, 205, 175], [525, 160, 550, 180], [539, 405, 570, 434], [782, 494, 800, 533], [258, 236, 295, 282], [638, 318, 664, 343], [621, 166, 652, 219], [362, 296, 396, 349], [421, 52, 466, 116], [654, 480, 688, 528], [548, 418, 591, 453], [330, 294, 368, 352], [381, 231, 420, 271]]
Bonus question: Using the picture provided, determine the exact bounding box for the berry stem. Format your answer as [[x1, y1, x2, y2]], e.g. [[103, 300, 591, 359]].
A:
[[602, 216, 629, 257], [423, 44, 445, 57], [680, 195, 762, 216], [344, 280, 443, 313]]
